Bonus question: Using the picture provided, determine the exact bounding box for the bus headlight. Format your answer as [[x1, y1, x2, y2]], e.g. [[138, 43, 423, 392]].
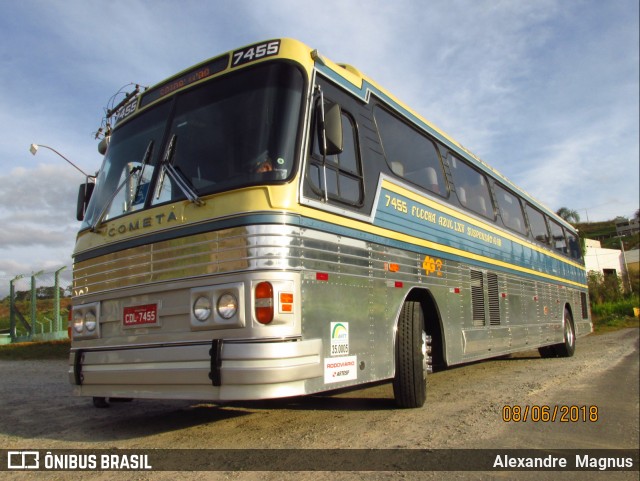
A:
[[190, 282, 244, 330], [84, 310, 97, 332], [193, 296, 212, 322], [71, 302, 101, 339], [217, 293, 238, 320], [73, 311, 84, 333]]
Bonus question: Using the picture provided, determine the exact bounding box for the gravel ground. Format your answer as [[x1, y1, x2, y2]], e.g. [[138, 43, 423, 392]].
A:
[[1, 328, 638, 481]]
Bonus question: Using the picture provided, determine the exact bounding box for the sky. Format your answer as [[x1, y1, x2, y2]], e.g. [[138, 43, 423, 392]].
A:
[[0, 0, 638, 293]]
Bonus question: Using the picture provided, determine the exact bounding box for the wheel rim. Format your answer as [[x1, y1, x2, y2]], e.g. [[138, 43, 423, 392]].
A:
[[565, 319, 574, 347], [421, 330, 429, 377]]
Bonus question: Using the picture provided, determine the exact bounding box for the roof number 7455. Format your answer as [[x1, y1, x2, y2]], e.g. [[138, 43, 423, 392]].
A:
[[232, 40, 281, 67]]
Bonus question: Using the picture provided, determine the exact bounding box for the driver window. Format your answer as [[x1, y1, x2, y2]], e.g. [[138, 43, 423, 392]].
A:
[[307, 107, 363, 205]]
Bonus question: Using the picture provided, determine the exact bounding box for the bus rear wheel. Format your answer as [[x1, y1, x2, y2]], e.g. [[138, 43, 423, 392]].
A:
[[539, 308, 576, 358], [555, 309, 576, 358], [393, 301, 427, 408]]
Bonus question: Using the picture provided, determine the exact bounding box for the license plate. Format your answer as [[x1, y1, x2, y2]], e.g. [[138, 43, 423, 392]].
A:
[[123, 304, 158, 327]]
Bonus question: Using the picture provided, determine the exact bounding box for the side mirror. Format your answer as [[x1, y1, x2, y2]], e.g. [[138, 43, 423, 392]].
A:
[[76, 182, 95, 221], [320, 102, 343, 156], [98, 136, 110, 156]]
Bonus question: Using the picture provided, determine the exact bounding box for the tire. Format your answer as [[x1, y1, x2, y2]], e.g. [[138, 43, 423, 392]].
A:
[[555, 308, 576, 358], [538, 345, 557, 358], [393, 301, 427, 408], [92, 396, 110, 408]]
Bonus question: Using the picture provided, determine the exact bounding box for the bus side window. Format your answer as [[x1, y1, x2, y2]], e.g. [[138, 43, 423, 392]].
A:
[[548, 218, 567, 254], [448, 154, 494, 220], [494, 184, 527, 235], [564, 228, 581, 259], [525, 204, 550, 245], [374, 106, 446, 197]]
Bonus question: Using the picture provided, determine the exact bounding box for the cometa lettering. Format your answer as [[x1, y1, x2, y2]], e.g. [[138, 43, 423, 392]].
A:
[[108, 211, 178, 237], [493, 455, 567, 468]]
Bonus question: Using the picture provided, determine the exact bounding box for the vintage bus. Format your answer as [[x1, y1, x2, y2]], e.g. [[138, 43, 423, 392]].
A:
[[69, 38, 591, 408]]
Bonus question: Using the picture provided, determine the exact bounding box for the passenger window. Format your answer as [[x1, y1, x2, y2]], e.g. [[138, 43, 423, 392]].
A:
[[564, 228, 581, 259], [548, 219, 567, 254], [374, 107, 446, 196], [448, 155, 494, 219], [494, 184, 527, 235], [308, 109, 363, 205], [525, 204, 550, 245]]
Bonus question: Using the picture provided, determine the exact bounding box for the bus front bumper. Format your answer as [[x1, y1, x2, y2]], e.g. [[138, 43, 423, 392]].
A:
[[69, 338, 323, 401]]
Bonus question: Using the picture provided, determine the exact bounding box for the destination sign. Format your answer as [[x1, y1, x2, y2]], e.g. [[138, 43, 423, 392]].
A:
[[139, 55, 228, 108]]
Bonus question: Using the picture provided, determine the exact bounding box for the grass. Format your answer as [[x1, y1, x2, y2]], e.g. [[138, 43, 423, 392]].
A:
[[0, 339, 70, 360], [592, 314, 640, 334], [590, 297, 640, 333]]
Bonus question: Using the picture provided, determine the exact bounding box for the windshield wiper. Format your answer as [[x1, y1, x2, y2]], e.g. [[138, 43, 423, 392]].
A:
[[90, 140, 154, 232], [132, 140, 154, 202], [155, 134, 204, 206]]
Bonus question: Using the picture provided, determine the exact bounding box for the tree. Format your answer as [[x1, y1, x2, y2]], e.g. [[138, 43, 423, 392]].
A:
[[587, 270, 623, 304], [556, 207, 580, 224]]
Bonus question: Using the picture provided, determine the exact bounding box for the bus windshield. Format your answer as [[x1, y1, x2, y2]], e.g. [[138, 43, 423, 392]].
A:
[[81, 62, 304, 230]]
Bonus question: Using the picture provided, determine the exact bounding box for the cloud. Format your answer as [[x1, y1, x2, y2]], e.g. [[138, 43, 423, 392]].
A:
[[0, 164, 80, 218], [0, 163, 80, 288]]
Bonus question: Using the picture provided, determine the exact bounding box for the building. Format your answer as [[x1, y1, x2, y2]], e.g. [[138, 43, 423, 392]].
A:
[[584, 239, 638, 293], [614, 216, 640, 237], [584, 239, 625, 278]]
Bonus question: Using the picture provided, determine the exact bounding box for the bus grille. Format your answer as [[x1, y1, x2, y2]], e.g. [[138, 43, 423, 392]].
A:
[[487, 272, 501, 326], [470, 270, 485, 327]]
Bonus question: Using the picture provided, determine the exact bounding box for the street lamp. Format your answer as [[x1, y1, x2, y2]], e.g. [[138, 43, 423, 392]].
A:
[[29, 143, 93, 179], [30, 143, 96, 221]]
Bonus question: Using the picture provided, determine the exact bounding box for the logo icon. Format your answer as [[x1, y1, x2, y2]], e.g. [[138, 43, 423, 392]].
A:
[[8, 451, 39, 470], [330, 322, 349, 356]]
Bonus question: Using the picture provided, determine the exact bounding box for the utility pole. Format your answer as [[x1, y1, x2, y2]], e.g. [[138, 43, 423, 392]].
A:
[[620, 239, 633, 293]]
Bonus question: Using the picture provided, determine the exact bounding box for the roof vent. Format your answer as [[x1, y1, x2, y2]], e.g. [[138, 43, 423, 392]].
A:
[[338, 63, 362, 78]]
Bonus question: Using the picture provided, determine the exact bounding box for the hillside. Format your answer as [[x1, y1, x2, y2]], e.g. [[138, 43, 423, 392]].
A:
[[576, 220, 639, 250]]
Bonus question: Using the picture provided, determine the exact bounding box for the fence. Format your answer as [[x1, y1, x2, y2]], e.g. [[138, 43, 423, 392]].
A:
[[1, 267, 71, 344]]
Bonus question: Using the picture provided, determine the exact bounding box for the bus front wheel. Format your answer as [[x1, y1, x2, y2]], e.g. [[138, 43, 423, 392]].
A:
[[393, 301, 427, 408]]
